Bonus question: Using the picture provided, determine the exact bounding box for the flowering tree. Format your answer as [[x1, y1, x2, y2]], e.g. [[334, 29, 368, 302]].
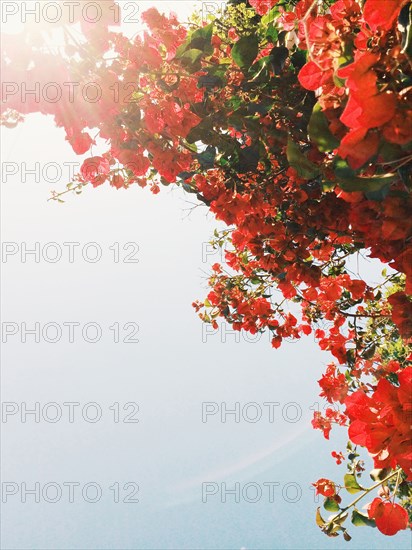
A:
[[2, 0, 411, 540]]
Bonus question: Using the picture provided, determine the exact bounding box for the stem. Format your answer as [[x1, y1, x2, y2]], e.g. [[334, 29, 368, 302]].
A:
[[48, 182, 87, 202], [392, 469, 402, 503], [331, 468, 402, 523]]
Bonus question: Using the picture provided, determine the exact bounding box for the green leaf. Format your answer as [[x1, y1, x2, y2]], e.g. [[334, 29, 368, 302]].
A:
[[197, 146, 216, 169], [378, 141, 403, 162], [228, 96, 242, 110], [248, 55, 271, 81], [338, 175, 396, 193], [333, 74, 346, 87], [286, 138, 320, 180], [369, 468, 391, 482], [351, 509, 376, 528], [364, 184, 391, 202], [191, 23, 213, 44], [182, 182, 197, 194], [344, 473, 364, 494], [261, 6, 279, 26], [308, 103, 339, 153], [177, 23, 214, 57], [179, 49, 204, 69], [269, 46, 289, 75], [334, 158, 397, 193], [291, 49, 307, 71], [265, 26, 278, 43], [232, 35, 259, 70], [324, 497, 340, 512]]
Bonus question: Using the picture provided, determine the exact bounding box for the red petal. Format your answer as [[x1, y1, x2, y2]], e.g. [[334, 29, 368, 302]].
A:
[[298, 61, 331, 91], [368, 497, 384, 519], [364, 0, 406, 32], [375, 502, 409, 536], [337, 128, 379, 169]]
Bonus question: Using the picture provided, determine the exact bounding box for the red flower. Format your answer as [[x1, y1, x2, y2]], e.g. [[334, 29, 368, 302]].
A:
[[66, 131, 94, 155], [331, 450, 345, 465], [318, 364, 348, 404], [80, 156, 110, 187], [141, 7, 169, 29], [345, 368, 412, 478], [337, 51, 379, 96], [271, 336, 282, 349], [340, 91, 397, 130], [313, 416, 329, 439], [249, 0, 278, 16], [388, 292, 412, 339], [278, 10, 296, 31], [252, 297, 272, 317], [383, 110, 412, 145], [368, 497, 409, 535], [111, 174, 125, 189], [363, 0, 407, 32], [313, 478, 336, 497], [338, 51, 397, 132], [337, 128, 379, 169], [115, 149, 150, 177], [298, 61, 332, 91], [144, 105, 165, 134], [346, 279, 366, 300]]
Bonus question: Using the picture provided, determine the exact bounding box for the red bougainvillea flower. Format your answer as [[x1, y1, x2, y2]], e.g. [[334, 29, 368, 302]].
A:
[[80, 156, 111, 187], [312, 408, 347, 440], [331, 451, 345, 465], [111, 174, 125, 189], [278, 8, 297, 31], [363, 0, 408, 32], [338, 51, 397, 131], [337, 127, 379, 169], [368, 497, 409, 535], [313, 478, 336, 497], [387, 292, 412, 339], [339, 90, 397, 131], [337, 51, 380, 96], [298, 61, 332, 91], [345, 367, 412, 479], [113, 149, 150, 177], [249, 0, 278, 16], [383, 109, 412, 145], [318, 363, 349, 403], [66, 131, 94, 155]]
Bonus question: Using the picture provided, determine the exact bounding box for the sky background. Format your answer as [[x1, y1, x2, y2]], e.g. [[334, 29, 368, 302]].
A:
[[1, 2, 411, 549]]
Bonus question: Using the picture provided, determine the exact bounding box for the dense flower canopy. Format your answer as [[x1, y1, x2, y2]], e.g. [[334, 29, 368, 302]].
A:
[[1, 0, 411, 541]]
